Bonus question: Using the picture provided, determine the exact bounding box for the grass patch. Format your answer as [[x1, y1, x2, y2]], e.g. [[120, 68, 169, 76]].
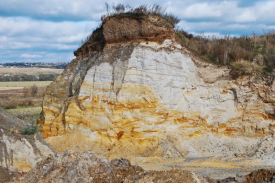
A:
[[7, 107, 41, 135], [20, 122, 38, 135], [7, 107, 42, 124], [7, 106, 42, 115]]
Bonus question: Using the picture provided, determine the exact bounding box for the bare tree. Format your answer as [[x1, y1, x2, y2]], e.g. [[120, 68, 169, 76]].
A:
[[31, 85, 38, 97]]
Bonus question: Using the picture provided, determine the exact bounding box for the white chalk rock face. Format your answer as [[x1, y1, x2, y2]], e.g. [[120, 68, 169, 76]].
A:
[[40, 38, 275, 163], [0, 129, 54, 172]]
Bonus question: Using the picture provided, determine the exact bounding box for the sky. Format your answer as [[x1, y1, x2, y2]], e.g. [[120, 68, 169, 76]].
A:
[[0, 0, 275, 63]]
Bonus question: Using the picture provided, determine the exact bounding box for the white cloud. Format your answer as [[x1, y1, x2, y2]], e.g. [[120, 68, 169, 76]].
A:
[[0, 0, 112, 21], [1, 0, 275, 63], [20, 53, 42, 58], [0, 0, 275, 24], [168, 0, 275, 24], [56, 34, 90, 43], [0, 17, 98, 38], [234, 8, 257, 23], [0, 36, 8, 42], [251, 1, 275, 22], [178, 21, 221, 32], [224, 24, 249, 30], [181, 2, 225, 19], [0, 16, 93, 62], [0, 17, 97, 52]]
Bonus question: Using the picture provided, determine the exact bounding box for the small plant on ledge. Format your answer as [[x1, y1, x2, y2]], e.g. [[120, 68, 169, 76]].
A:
[[20, 122, 38, 135]]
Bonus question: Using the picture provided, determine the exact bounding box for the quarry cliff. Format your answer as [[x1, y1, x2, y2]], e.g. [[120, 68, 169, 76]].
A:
[[38, 14, 275, 171]]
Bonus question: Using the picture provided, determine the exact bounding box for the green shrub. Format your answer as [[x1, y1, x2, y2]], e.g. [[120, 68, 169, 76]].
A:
[[20, 123, 38, 135]]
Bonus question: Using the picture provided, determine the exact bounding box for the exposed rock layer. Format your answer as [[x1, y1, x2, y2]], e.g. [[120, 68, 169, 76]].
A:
[[39, 15, 275, 164]]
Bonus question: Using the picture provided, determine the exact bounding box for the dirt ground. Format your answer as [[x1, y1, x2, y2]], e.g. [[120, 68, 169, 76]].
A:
[[0, 167, 19, 183]]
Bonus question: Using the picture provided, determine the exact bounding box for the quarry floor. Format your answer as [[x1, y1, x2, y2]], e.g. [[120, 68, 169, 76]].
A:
[[130, 157, 275, 179]]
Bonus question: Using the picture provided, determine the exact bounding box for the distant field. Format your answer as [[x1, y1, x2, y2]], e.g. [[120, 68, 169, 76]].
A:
[[0, 81, 52, 88], [0, 67, 63, 75], [7, 106, 41, 115], [0, 87, 22, 91]]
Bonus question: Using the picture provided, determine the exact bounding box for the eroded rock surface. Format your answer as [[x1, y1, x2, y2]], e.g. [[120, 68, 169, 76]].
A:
[[0, 107, 55, 172], [39, 15, 275, 169]]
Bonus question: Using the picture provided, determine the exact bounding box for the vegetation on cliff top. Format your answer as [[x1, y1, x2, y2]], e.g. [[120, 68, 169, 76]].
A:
[[176, 29, 275, 77], [79, 3, 275, 77], [79, 4, 179, 46], [101, 4, 179, 27]]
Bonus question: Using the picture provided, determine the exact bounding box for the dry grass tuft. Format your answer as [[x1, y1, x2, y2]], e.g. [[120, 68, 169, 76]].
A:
[[230, 60, 263, 79], [176, 30, 275, 78]]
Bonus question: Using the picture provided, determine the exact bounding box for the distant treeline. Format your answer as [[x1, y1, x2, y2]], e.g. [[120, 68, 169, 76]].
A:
[[0, 74, 59, 81]]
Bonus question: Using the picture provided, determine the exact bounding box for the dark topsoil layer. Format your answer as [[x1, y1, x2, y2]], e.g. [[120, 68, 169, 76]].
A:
[[74, 14, 175, 58]]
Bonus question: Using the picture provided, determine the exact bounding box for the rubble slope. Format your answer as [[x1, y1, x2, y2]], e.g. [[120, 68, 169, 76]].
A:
[[13, 151, 207, 183]]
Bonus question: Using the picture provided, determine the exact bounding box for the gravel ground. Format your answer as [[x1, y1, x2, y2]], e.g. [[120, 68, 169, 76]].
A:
[[0, 167, 19, 183], [11, 151, 207, 183]]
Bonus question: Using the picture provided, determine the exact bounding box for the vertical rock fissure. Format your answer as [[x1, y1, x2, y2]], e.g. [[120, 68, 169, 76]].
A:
[[60, 56, 101, 129], [0, 134, 12, 168], [229, 88, 238, 106]]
